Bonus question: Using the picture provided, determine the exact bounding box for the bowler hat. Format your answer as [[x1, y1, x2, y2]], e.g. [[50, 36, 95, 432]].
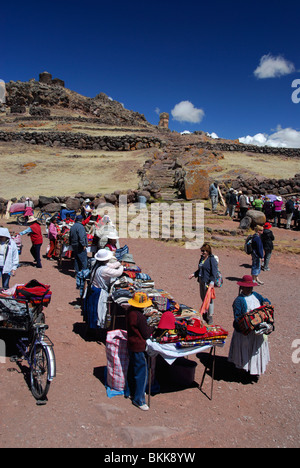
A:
[[237, 275, 258, 288]]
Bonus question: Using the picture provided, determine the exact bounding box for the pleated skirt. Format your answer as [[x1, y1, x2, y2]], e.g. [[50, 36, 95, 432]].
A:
[[228, 329, 270, 375]]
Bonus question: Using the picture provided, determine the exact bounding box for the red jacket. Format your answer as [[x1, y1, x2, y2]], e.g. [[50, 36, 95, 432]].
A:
[[30, 222, 43, 245]]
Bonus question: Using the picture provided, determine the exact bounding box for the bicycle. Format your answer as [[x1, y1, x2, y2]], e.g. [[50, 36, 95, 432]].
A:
[[11, 322, 56, 401], [0, 288, 56, 403], [35, 210, 53, 225]]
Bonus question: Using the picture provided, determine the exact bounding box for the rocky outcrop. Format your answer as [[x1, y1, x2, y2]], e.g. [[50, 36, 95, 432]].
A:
[[5, 78, 151, 127]]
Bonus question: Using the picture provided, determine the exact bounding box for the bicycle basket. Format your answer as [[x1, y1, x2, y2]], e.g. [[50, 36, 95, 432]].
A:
[[0, 297, 30, 330]]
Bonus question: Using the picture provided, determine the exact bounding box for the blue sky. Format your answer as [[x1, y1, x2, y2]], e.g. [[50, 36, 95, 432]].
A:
[[2, 0, 300, 146]]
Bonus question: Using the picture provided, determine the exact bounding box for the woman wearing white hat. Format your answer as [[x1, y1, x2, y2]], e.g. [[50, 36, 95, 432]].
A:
[[0, 227, 19, 288], [104, 232, 119, 253], [84, 249, 123, 329]]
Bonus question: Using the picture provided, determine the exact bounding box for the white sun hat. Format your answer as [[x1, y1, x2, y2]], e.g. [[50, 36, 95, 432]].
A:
[[94, 249, 113, 262]]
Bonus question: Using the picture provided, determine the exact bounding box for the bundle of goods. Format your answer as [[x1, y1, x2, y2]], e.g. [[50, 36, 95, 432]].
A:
[[13, 279, 52, 306], [9, 203, 25, 215], [0, 280, 52, 330], [0, 297, 29, 330], [238, 304, 274, 336]]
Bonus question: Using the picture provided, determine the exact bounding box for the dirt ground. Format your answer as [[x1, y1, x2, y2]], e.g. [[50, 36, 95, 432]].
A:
[[0, 217, 299, 449]]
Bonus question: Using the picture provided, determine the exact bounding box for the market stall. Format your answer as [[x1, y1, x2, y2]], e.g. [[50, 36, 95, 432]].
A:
[[102, 250, 228, 402]]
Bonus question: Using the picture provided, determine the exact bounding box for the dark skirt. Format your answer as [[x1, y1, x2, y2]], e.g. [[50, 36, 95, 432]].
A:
[[83, 285, 101, 329]]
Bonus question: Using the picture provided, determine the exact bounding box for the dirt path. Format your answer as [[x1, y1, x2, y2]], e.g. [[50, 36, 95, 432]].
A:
[[0, 219, 299, 448]]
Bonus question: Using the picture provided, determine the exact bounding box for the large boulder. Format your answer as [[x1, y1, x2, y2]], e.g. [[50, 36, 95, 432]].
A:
[[42, 202, 62, 213], [65, 197, 81, 211], [184, 167, 210, 200], [239, 209, 266, 229], [39, 195, 56, 206]]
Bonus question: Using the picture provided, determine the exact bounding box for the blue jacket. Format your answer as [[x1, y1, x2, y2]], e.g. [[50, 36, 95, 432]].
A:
[[194, 254, 218, 285], [252, 233, 264, 258], [232, 291, 271, 324]]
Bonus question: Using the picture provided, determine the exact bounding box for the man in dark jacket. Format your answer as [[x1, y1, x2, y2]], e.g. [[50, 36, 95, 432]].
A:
[[261, 222, 275, 271], [125, 292, 154, 411], [69, 215, 88, 273]]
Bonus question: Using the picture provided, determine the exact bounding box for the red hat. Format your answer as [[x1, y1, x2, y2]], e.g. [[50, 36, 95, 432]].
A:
[[264, 222, 272, 230], [237, 275, 258, 288], [157, 311, 175, 330]]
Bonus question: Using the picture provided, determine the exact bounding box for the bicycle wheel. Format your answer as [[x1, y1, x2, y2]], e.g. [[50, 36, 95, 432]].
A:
[[17, 215, 27, 225], [39, 213, 51, 225], [30, 344, 51, 400]]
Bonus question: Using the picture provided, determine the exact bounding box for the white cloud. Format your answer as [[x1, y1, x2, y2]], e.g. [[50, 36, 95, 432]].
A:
[[155, 107, 160, 115], [171, 100, 205, 123], [207, 132, 219, 139], [239, 127, 300, 148], [254, 54, 295, 79]]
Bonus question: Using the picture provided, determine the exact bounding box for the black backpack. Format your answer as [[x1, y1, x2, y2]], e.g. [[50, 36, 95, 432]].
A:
[[244, 235, 254, 255]]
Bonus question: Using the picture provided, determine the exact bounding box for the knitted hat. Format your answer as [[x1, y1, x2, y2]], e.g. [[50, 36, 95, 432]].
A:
[[157, 311, 176, 330]]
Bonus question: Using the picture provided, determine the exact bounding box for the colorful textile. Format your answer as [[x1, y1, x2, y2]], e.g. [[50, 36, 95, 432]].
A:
[[237, 305, 274, 336], [199, 286, 216, 315], [115, 245, 129, 261], [13, 280, 52, 305]]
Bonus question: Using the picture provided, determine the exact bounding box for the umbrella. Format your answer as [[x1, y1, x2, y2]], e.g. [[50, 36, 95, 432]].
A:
[[264, 194, 277, 201]]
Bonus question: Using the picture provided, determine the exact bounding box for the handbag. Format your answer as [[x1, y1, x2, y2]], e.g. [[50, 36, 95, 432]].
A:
[[238, 304, 274, 336]]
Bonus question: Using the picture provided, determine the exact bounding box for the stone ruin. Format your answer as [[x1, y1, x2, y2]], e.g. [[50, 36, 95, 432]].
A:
[[39, 71, 65, 87], [158, 112, 169, 129]]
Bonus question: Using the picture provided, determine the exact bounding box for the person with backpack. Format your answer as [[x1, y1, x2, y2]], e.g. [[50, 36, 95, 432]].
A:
[[251, 225, 264, 285], [189, 243, 218, 324], [261, 222, 275, 271]]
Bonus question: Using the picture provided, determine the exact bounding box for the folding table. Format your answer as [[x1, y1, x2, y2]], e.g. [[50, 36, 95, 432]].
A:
[[146, 339, 224, 404]]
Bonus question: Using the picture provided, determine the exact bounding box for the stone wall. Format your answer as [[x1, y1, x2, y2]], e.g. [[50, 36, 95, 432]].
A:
[[225, 174, 300, 196], [195, 141, 300, 158], [0, 130, 163, 151]]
